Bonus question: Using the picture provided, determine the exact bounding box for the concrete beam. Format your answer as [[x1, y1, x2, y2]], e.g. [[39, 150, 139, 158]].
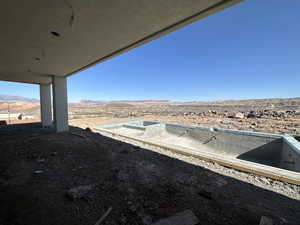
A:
[[52, 76, 69, 132], [40, 84, 52, 127], [0, 73, 52, 84]]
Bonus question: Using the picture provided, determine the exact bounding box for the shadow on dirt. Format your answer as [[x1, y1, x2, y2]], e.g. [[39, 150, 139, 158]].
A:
[[0, 123, 299, 225]]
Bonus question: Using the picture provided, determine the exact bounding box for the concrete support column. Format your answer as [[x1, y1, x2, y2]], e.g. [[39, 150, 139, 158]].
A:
[[39, 83, 52, 127], [52, 76, 69, 132]]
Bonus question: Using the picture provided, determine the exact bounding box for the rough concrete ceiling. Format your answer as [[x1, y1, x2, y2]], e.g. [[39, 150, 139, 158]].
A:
[[0, 0, 242, 84]]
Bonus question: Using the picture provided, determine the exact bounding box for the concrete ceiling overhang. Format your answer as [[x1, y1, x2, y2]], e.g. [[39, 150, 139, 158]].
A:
[[0, 0, 242, 84]]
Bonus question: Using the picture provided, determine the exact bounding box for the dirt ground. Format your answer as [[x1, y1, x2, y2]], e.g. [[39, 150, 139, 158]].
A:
[[0, 123, 300, 225]]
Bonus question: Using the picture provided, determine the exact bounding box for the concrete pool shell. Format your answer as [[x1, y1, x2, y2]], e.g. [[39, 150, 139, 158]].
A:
[[96, 120, 300, 185]]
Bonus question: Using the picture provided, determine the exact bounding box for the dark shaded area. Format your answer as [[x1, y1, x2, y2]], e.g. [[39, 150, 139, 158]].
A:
[[50, 31, 60, 37], [237, 139, 283, 168], [0, 120, 7, 126], [0, 123, 299, 225]]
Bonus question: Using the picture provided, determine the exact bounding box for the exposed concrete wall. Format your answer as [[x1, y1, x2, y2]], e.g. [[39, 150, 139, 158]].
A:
[[52, 76, 68, 132], [164, 124, 283, 167], [40, 83, 52, 127], [98, 121, 300, 173], [280, 139, 300, 172]]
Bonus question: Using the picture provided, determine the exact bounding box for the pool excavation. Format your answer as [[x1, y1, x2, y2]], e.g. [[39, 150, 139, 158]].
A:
[[96, 120, 300, 185]]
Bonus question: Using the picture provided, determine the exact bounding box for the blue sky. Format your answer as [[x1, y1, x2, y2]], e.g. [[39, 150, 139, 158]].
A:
[[1, 0, 300, 102]]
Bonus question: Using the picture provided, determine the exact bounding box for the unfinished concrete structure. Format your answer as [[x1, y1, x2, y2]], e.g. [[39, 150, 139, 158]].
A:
[[97, 121, 300, 184], [0, 0, 243, 132], [2, 2, 300, 224]]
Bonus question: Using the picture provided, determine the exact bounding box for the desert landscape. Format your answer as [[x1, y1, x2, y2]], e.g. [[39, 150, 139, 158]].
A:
[[2, 95, 300, 139]]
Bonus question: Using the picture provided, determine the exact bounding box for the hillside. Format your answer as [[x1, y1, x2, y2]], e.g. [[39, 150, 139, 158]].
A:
[[0, 94, 38, 103]]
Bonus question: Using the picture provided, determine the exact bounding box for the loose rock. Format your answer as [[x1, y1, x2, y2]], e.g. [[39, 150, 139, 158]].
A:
[[66, 184, 95, 200]]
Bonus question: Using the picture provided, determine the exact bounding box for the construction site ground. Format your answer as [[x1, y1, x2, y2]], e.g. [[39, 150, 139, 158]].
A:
[[0, 123, 299, 225]]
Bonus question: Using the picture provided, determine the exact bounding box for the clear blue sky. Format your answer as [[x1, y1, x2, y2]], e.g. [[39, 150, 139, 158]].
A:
[[1, 0, 299, 102]]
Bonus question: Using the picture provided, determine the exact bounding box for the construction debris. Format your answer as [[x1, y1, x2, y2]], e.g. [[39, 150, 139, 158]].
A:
[[151, 210, 199, 225], [94, 207, 112, 225], [66, 184, 95, 200], [259, 216, 273, 225]]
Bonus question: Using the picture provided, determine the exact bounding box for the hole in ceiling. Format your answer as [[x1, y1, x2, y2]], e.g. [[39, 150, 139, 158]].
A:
[[50, 31, 60, 37], [35, 57, 40, 61]]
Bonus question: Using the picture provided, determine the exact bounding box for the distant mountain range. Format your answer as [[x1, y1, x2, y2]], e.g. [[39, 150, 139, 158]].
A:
[[0, 94, 38, 102], [1, 94, 300, 107], [77, 99, 171, 106], [77, 98, 300, 106]]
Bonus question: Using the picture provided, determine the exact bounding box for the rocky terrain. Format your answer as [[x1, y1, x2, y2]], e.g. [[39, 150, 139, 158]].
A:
[[1, 95, 300, 137], [68, 98, 300, 138]]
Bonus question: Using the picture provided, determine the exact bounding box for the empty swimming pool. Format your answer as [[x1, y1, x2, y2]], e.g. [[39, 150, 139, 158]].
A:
[[96, 120, 300, 184]]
